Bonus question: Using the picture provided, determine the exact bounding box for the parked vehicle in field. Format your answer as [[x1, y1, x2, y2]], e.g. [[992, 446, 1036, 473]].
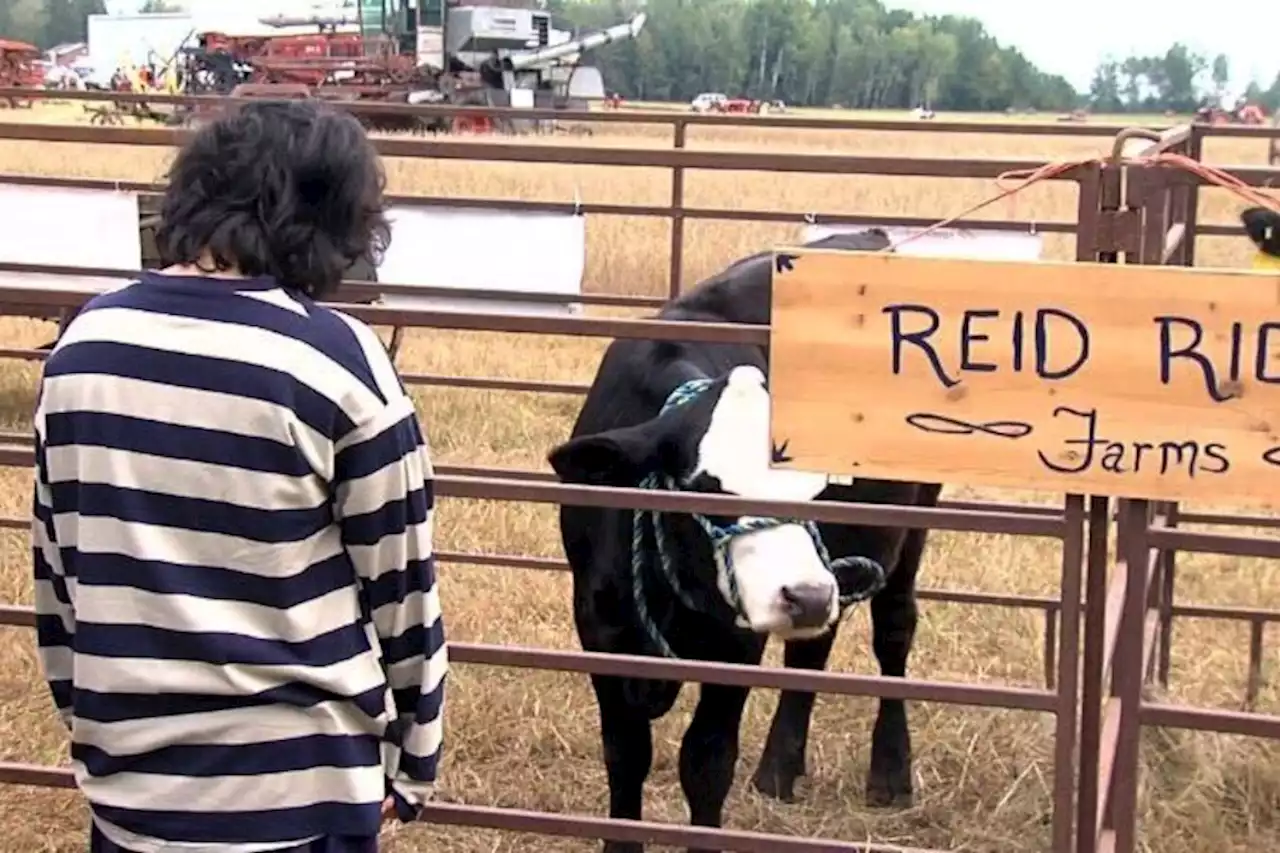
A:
[[691, 91, 727, 112]]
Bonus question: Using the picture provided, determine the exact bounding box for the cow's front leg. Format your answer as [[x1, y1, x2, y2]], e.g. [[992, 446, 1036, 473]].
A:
[[750, 628, 839, 802], [679, 682, 751, 853], [592, 674, 655, 853], [866, 527, 925, 808]]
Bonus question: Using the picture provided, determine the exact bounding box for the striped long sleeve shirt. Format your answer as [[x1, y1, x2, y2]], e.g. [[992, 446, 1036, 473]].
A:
[[31, 270, 447, 851]]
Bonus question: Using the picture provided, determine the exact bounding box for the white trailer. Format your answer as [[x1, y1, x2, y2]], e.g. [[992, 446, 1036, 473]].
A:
[[86, 13, 196, 81]]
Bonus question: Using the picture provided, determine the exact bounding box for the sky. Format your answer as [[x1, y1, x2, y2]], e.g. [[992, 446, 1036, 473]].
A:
[[889, 0, 1278, 95]]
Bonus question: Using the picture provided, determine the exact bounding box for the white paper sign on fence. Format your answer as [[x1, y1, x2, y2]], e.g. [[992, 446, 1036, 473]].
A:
[[376, 205, 586, 316], [0, 183, 142, 296]]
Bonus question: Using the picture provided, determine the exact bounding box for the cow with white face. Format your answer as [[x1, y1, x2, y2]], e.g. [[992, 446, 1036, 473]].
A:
[[548, 230, 942, 853]]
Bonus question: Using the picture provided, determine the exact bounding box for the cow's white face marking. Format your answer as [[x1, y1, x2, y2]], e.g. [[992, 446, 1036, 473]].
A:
[[691, 365, 838, 639]]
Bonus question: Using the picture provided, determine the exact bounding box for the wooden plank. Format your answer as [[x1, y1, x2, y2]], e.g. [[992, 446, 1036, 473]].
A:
[[767, 249, 1280, 509]]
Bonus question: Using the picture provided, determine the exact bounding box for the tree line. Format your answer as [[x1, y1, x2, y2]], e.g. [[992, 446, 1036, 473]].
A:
[[3, 0, 1278, 115], [554, 0, 1280, 115], [1, 0, 104, 50], [1089, 48, 1280, 114]]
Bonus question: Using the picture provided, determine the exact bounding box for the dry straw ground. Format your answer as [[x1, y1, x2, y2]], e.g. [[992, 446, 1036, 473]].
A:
[[0, 102, 1277, 852]]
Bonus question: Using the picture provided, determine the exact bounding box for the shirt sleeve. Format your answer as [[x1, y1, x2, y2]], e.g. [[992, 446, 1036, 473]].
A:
[[32, 422, 76, 730], [332, 393, 446, 821]]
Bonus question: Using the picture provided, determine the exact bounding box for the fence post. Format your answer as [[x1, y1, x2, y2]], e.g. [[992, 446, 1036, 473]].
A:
[[667, 118, 687, 298], [1106, 499, 1153, 853], [1076, 495, 1112, 853], [1074, 153, 1120, 853], [1052, 495, 1087, 852]]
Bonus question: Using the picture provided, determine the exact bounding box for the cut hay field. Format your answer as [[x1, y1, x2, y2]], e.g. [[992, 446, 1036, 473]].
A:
[[0, 103, 1276, 852]]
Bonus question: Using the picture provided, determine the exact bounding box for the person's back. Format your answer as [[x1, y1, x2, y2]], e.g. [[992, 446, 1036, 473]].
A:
[[31, 100, 446, 853]]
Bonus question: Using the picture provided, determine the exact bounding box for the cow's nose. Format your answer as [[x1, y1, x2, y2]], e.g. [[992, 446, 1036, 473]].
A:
[[779, 583, 835, 629]]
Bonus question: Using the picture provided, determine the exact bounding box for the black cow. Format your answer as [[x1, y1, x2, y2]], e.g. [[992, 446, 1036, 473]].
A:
[[547, 230, 942, 852], [1242, 206, 1280, 259]]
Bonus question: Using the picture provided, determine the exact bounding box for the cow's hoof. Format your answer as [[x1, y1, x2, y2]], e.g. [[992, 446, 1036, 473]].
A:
[[751, 767, 800, 803], [865, 775, 914, 809]]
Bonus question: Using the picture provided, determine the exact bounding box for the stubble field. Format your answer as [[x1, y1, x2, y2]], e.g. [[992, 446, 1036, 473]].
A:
[[0, 102, 1276, 852]]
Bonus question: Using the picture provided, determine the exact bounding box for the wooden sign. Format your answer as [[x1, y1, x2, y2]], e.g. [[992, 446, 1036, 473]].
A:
[[767, 249, 1280, 509]]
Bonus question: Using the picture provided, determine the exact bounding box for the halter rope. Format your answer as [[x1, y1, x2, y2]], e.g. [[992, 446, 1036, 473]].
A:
[[629, 377, 887, 659]]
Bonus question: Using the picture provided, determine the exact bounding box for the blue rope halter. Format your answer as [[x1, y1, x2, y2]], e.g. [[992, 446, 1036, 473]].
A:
[[629, 377, 887, 659]]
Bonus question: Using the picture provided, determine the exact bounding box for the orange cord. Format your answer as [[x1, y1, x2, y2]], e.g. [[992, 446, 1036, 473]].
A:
[[887, 151, 1280, 252]]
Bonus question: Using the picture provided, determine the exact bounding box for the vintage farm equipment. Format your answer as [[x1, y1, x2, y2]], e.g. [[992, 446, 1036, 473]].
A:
[[0, 38, 42, 107], [1195, 101, 1268, 126], [82, 57, 188, 127], [691, 93, 785, 115], [176, 0, 646, 134]]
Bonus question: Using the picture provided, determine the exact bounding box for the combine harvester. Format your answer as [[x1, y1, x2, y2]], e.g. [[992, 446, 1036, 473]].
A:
[[178, 0, 647, 133]]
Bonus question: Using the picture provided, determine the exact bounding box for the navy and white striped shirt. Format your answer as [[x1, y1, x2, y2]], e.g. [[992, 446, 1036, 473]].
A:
[[31, 270, 447, 851]]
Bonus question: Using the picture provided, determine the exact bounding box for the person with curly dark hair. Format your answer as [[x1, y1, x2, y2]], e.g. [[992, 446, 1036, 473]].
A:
[[30, 99, 447, 853]]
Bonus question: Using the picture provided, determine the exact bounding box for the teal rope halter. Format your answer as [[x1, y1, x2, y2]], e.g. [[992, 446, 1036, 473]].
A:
[[629, 377, 887, 659]]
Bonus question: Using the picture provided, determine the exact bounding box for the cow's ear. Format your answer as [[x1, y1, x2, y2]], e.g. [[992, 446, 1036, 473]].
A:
[[548, 421, 666, 486]]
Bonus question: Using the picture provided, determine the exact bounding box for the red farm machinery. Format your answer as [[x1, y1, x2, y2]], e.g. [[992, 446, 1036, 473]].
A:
[[1194, 99, 1269, 126], [176, 0, 646, 134], [0, 38, 42, 106]]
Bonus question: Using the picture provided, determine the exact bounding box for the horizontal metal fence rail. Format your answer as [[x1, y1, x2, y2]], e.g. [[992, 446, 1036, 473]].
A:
[[0, 757, 947, 853], [0, 86, 1188, 137], [7, 87, 1280, 144], [0, 172, 1089, 237], [0, 121, 1098, 177]]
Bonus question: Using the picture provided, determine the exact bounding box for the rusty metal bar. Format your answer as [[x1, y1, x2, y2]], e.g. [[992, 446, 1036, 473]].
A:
[[1171, 509, 1280, 529], [1, 174, 1091, 240], [0, 258, 665, 309], [668, 119, 687, 297], [0, 122, 1101, 180], [413, 801, 946, 853], [441, 476, 1065, 535], [0, 453, 1270, 626], [1146, 526, 1280, 560], [0, 616, 1056, 709], [1092, 509, 1163, 847], [0, 763, 74, 788], [1181, 125, 1204, 265], [1100, 553, 1129, 688], [402, 373, 591, 395], [0, 278, 768, 344], [1051, 495, 1086, 851], [0, 447, 1062, 533], [1045, 609, 1059, 689], [1139, 703, 1280, 739], [1076, 496, 1111, 853], [0, 527, 1266, 624], [0, 756, 943, 853], [1154, 502, 1180, 690], [1107, 500, 1152, 853], [459, 643, 1060, 708], [1245, 619, 1267, 711]]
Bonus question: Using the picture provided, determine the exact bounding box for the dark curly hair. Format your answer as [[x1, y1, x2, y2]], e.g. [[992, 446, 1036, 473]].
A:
[[155, 99, 391, 299]]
